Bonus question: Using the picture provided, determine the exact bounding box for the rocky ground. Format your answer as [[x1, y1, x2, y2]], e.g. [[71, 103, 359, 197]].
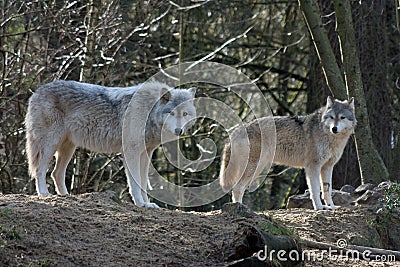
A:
[[0, 191, 399, 267]]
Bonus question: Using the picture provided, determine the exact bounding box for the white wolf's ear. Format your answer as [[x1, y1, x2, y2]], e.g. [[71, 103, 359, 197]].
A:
[[187, 87, 196, 98], [326, 96, 335, 108], [348, 97, 355, 111], [161, 87, 171, 103]]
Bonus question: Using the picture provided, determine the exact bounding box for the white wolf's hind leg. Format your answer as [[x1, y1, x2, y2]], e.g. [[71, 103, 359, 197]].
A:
[[231, 161, 258, 204], [231, 175, 251, 203], [35, 147, 56, 196], [51, 139, 76, 195], [232, 186, 246, 203]]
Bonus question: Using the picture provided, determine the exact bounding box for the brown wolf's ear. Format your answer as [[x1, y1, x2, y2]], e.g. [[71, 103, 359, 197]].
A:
[[348, 97, 355, 111], [326, 96, 335, 108], [161, 87, 171, 103]]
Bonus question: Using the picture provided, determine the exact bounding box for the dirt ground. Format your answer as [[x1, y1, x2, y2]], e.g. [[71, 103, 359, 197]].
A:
[[0, 191, 399, 267]]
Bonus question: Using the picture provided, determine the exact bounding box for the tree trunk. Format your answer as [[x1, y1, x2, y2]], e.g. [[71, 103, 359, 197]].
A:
[[306, 45, 324, 113], [297, 0, 347, 100], [80, 0, 100, 82], [333, 0, 389, 183], [352, 0, 392, 168]]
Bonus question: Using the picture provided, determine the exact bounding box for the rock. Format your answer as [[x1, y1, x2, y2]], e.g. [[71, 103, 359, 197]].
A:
[[354, 190, 383, 206], [354, 183, 376, 195], [287, 190, 354, 209], [332, 190, 354, 206], [340, 185, 355, 194], [286, 191, 313, 209]]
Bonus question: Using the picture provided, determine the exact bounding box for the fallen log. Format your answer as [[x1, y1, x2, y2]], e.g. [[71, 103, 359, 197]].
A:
[[222, 204, 302, 267]]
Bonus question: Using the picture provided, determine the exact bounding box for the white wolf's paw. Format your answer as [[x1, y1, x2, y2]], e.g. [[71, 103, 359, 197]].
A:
[[56, 190, 69, 196], [38, 192, 52, 197], [138, 202, 160, 209], [146, 202, 160, 209]]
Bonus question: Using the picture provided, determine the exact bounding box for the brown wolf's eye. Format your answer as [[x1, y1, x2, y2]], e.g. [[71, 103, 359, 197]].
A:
[[340, 116, 346, 120]]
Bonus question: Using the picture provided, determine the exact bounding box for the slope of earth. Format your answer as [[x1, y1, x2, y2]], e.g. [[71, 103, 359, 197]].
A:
[[0, 191, 399, 267]]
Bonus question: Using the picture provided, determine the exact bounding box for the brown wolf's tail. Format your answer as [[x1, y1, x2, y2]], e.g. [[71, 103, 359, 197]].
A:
[[219, 142, 233, 192]]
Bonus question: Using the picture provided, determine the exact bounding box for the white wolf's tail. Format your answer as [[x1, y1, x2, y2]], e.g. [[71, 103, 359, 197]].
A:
[[26, 131, 41, 179], [219, 142, 234, 192], [25, 109, 41, 178]]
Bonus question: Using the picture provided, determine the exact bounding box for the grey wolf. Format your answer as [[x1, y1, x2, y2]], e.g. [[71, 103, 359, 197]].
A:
[[219, 97, 356, 210], [26, 80, 196, 208]]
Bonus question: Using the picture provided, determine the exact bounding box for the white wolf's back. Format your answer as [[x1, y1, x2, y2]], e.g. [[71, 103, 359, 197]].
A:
[[32, 81, 134, 152], [27, 80, 169, 153]]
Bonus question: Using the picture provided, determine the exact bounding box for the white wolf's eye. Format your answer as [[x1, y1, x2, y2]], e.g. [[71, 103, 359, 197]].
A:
[[183, 112, 188, 116], [169, 111, 175, 116]]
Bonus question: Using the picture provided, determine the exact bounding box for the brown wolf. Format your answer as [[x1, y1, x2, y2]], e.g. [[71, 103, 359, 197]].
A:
[[219, 97, 356, 210]]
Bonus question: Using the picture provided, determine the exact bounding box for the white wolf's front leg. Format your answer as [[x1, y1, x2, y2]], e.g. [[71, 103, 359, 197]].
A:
[[321, 164, 338, 209], [123, 156, 158, 209], [305, 166, 325, 210], [139, 149, 159, 208]]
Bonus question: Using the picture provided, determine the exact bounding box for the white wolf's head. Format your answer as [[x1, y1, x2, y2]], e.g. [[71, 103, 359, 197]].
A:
[[160, 87, 197, 137], [322, 96, 356, 135]]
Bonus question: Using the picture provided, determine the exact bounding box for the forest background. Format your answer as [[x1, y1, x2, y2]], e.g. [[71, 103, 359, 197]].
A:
[[0, 0, 399, 211]]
